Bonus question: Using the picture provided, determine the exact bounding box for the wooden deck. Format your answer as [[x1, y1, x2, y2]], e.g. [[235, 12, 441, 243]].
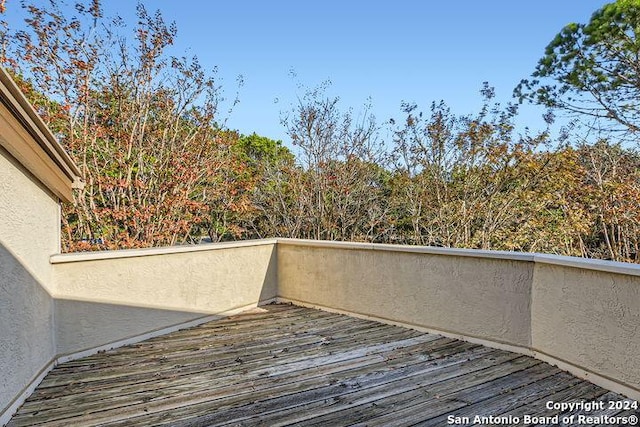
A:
[[8, 304, 638, 426]]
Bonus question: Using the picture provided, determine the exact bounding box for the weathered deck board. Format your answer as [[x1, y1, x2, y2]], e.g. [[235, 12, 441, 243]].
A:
[[8, 303, 637, 426]]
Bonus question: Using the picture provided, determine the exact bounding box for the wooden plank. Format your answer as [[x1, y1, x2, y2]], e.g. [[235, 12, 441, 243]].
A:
[[302, 361, 561, 427], [611, 409, 640, 427], [33, 322, 418, 395], [37, 315, 404, 389], [104, 349, 486, 425], [501, 380, 611, 427], [47, 306, 355, 369], [11, 310, 450, 427], [12, 334, 455, 425], [557, 391, 633, 427], [407, 373, 580, 427], [44, 317, 390, 382], [121, 342, 489, 427], [17, 326, 433, 419], [245, 355, 540, 427], [122, 350, 523, 427], [7, 304, 628, 427]]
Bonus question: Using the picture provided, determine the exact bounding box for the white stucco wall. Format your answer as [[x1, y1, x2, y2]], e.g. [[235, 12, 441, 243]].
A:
[[532, 263, 640, 391], [277, 240, 534, 348], [51, 242, 278, 356], [0, 149, 58, 421]]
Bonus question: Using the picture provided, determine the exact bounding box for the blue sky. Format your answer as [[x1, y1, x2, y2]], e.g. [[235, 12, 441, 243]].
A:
[[5, 1, 609, 145]]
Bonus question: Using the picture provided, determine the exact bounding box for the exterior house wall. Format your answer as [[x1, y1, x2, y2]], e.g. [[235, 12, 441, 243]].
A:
[[0, 149, 58, 422], [0, 66, 82, 425]]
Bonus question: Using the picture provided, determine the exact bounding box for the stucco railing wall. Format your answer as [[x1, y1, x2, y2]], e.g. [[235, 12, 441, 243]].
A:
[[531, 259, 640, 398], [276, 240, 534, 348], [276, 239, 640, 401], [50, 240, 278, 357]]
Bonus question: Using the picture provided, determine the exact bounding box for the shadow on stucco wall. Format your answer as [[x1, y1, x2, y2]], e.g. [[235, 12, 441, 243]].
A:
[[0, 242, 55, 422]]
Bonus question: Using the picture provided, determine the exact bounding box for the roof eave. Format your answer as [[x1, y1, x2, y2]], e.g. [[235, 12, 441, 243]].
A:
[[0, 67, 83, 202]]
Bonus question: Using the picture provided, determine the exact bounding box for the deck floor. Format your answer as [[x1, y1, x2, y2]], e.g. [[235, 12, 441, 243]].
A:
[[9, 304, 638, 426]]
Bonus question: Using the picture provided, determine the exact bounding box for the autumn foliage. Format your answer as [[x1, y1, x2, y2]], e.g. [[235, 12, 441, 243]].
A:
[[1, 0, 639, 263], [2, 1, 253, 250]]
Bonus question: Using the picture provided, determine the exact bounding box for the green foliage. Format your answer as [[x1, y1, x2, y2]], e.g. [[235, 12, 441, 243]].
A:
[[234, 133, 294, 168], [516, 0, 640, 135]]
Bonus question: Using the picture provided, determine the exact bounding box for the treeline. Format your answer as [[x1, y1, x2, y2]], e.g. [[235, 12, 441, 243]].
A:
[[240, 87, 640, 263], [1, 1, 639, 263]]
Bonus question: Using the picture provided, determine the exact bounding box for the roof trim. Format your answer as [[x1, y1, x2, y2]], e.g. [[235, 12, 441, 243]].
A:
[[0, 67, 82, 202]]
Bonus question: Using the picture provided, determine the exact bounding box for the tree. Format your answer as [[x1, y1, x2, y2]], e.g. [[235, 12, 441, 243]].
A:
[[206, 133, 295, 241], [2, 0, 240, 250], [234, 133, 293, 170], [279, 82, 391, 241], [390, 84, 554, 250], [515, 0, 640, 135], [575, 141, 640, 262]]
